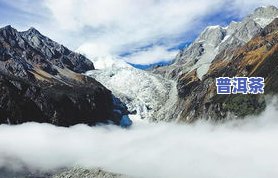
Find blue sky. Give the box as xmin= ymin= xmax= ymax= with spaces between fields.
xmin=0 ymin=0 xmax=277 ymax=66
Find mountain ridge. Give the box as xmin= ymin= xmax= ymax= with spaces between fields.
xmin=176 ymin=17 xmax=278 ymax=122
xmin=0 ymin=25 xmax=129 ymax=126
xmin=82 ymin=6 xmax=278 ymax=123
xmin=153 ymin=5 xmax=278 ymax=80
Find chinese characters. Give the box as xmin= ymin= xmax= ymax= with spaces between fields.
xmin=216 ymin=77 xmax=264 ymax=94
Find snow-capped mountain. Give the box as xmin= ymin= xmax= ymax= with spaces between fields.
xmin=2 ymin=5 xmax=273 ymax=125
xmin=250 ymin=5 xmax=278 ymax=27
xmin=174 ymin=17 xmax=278 ymax=122
xmin=154 ymin=5 xmax=278 ymax=80
xmin=84 ymin=6 xmax=278 ymax=123
xmin=80 ymin=6 xmax=278 ymax=123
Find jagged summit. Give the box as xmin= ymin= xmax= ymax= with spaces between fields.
xmin=175 ymin=17 xmax=278 ymax=122
xmin=253 ymin=5 xmax=278 ymax=16
xmin=21 ymin=26 xmax=53 ymax=44
xmin=23 ymin=27 xmax=43 ymax=36
xmin=0 ymin=25 xmax=95 ymax=76
xmin=0 ymin=25 xmax=128 ymax=126
xmin=194 ymin=5 xmax=278 ymax=38
xmin=1 ymin=25 xmax=13 ymax=30
xmin=153 ymin=5 xmax=278 ymax=80
xmin=0 ymin=25 xmax=19 ymax=36
xmin=247 ymin=5 xmax=278 ymax=27
xmin=1 ymin=25 xmax=42 ymax=36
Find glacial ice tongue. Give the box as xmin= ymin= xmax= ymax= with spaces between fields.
xmin=86 ymin=57 xmax=179 ymax=122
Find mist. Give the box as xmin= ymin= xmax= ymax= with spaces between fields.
xmin=0 ymin=98 xmax=278 ymax=178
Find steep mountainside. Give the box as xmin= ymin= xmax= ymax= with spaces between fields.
xmin=82 ymin=6 xmax=278 ymax=123
xmin=154 ymin=6 xmax=278 ymax=80
xmin=176 ymin=18 xmax=278 ymax=122
xmin=148 ymin=6 xmax=278 ymax=122
xmin=20 ymin=27 xmax=95 ymax=73
xmin=0 ymin=26 xmax=128 ymax=126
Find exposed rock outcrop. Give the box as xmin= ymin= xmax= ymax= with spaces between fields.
xmin=153 ymin=6 xmax=278 ymax=80
xmin=53 ymin=167 xmax=130 ymax=178
xmin=0 ymin=166 xmax=131 ymax=178
xmin=176 ymin=18 xmax=278 ymax=122
xmin=150 ymin=6 xmax=278 ymax=122
xmin=0 ymin=25 xmax=128 ymax=126
xmin=20 ymin=27 xmax=95 ymax=73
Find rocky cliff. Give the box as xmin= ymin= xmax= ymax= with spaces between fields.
xmin=154 ymin=6 xmax=278 ymax=80
xmin=0 ymin=25 xmax=128 ymax=126
xmin=152 ymin=6 xmax=278 ymax=122
xmin=176 ymin=17 xmax=278 ymax=122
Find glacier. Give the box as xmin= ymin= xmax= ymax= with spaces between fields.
xmin=85 ymin=56 xmax=179 ymax=122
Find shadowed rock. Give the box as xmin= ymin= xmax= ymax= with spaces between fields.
xmin=0 ymin=25 xmax=128 ymax=126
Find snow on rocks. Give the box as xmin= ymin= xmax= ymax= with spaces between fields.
xmin=86 ymin=57 xmax=178 ymax=122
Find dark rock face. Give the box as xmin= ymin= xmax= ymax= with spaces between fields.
xmin=0 ymin=25 xmax=127 ymax=126
xmin=259 ymin=18 xmax=278 ymax=36
xmin=0 ymin=25 xmax=94 ymax=78
xmin=177 ymin=70 xmax=201 ymax=98
xmin=20 ymin=27 xmax=95 ymax=73
xmin=176 ymin=18 xmax=278 ymax=122
xmin=0 ymin=74 xmax=115 ymax=126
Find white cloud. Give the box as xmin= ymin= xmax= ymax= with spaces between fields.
xmin=123 ymin=46 xmax=178 ymax=65
xmin=0 ymin=99 xmax=278 ymax=177
xmin=2 ymin=0 xmax=278 ymax=65
xmin=42 ymin=0 xmax=225 ymax=64
xmin=77 ymin=42 xmax=112 ymax=58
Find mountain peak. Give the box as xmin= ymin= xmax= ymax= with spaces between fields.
xmin=162 ymin=6 xmax=278 ymax=80
xmin=248 ymin=5 xmax=278 ymax=27
xmin=0 ymin=25 xmax=124 ymax=127
xmin=2 ymin=25 xmax=12 ymax=30
xmin=0 ymin=25 xmax=20 ymax=39
xmin=253 ymin=5 xmax=278 ymax=16
xmin=22 ymin=27 xmax=43 ymax=38
xmin=0 ymin=25 xmax=17 ymax=33
xmin=254 ymin=5 xmax=278 ymax=12
xmin=27 ymin=27 xmax=41 ymax=34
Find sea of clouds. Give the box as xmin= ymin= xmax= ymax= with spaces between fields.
xmin=0 ymin=98 xmax=278 ymax=178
